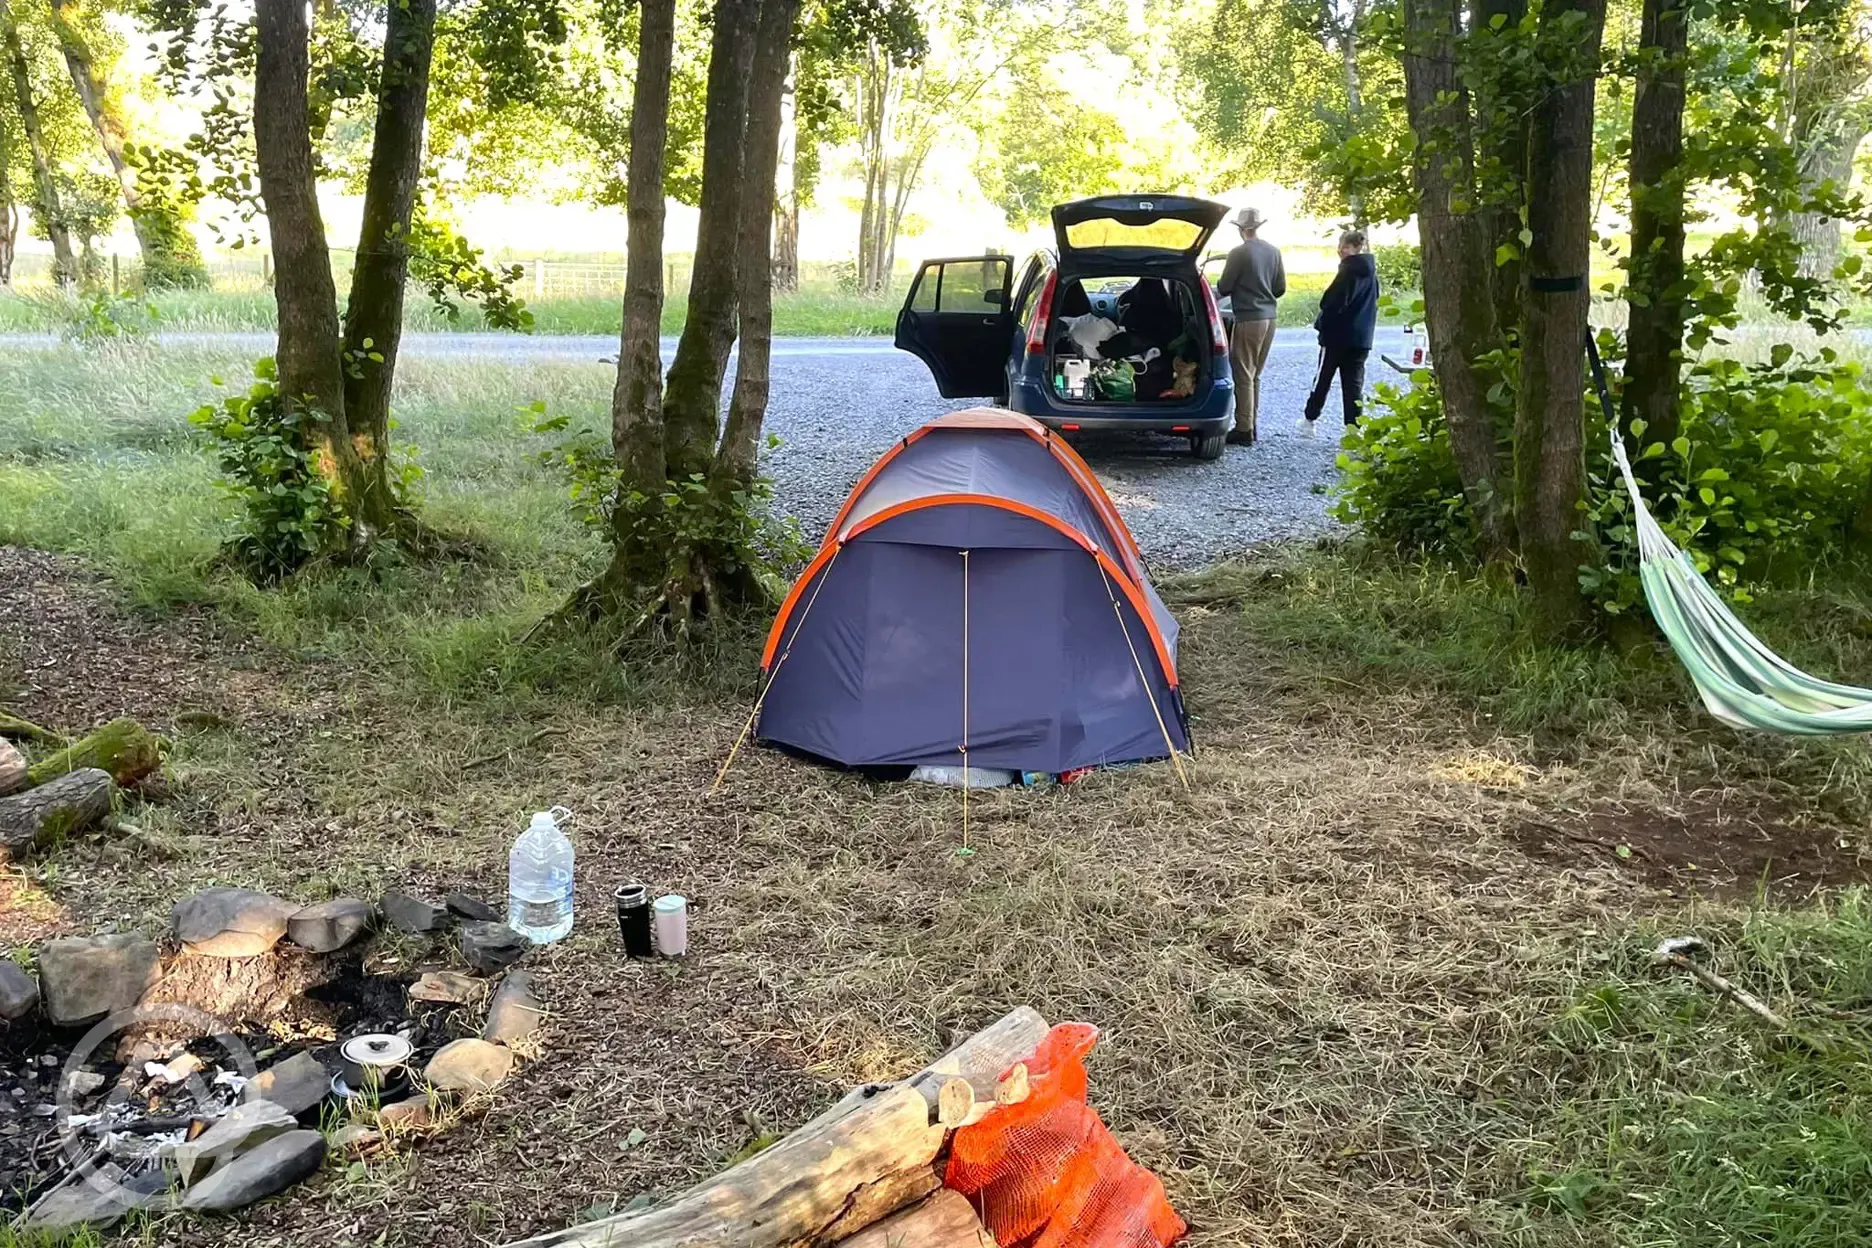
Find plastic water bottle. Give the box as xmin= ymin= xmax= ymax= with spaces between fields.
xmin=508 ymin=805 xmax=574 ymax=943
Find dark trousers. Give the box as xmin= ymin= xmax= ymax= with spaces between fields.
xmin=1304 ymin=345 xmax=1369 ymax=426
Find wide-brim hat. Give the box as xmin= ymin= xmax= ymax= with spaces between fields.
xmin=1231 ymin=207 xmax=1268 ymax=230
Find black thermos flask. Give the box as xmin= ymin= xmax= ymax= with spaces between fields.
xmin=615 ymin=883 xmax=654 ymax=957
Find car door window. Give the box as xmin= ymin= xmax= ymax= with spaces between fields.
xmin=935 ymin=258 xmax=1010 ymax=313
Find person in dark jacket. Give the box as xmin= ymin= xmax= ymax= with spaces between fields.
xmin=1304 ymin=229 xmax=1380 ymax=431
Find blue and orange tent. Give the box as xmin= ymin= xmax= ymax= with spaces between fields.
xmin=755 ymin=409 xmax=1189 ymax=775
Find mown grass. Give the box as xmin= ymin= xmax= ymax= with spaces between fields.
xmin=0 ymin=284 xmax=905 ymax=338
xmin=8 ymin=344 xmax=1872 ymax=1245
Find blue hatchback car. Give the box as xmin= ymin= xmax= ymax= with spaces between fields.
xmin=894 ymin=195 xmax=1236 ymax=459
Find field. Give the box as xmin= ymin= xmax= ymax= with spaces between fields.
xmin=4 ymin=340 xmax=1872 ymax=1247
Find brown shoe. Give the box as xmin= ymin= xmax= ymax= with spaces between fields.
xmin=1226 ymin=424 xmax=1255 ymax=446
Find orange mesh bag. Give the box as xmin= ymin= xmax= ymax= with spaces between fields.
xmin=945 ymin=1023 xmax=1187 ymax=1248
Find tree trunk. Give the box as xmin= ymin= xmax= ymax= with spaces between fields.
xmin=1789 ymin=121 xmax=1867 ymax=281
xmin=0 ymin=739 xmax=24 ymax=795
xmin=1401 ymin=0 xmax=1511 ymax=562
xmin=1515 ymin=0 xmax=1606 ymax=640
xmin=0 ymin=0 xmax=77 ymax=287
xmin=339 ymin=0 xmax=437 ymax=536
xmin=0 ymin=767 xmax=112 ymax=858
xmin=836 ymin=1192 xmax=991 ymax=1248
xmin=253 ymin=0 xmax=366 ymax=544
xmin=1337 ymin=26 xmax=1367 ymax=224
xmin=610 ymin=0 xmax=674 ymax=502
xmin=0 ymin=131 xmax=15 ymax=286
xmin=1622 ymin=0 xmax=1687 ymax=449
xmin=773 ymin=66 xmax=800 ymax=294
xmin=659 ymin=0 xmax=759 ymax=483
xmin=46 ymin=0 xmax=204 ymax=286
xmin=715 ymin=0 xmax=800 ymax=494
xmin=856 ymin=49 xmax=889 ymax=296
xmin=1472 ymin=0 xmax=1528 ymax=335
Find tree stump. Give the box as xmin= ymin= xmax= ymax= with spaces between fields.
xmin=0 ymin=767 xmax=113 ymax=857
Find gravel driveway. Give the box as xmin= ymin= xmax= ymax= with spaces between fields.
xmin=3 ymin=327 xmax=1413 ymax=568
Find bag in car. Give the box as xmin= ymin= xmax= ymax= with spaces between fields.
xmin=1092 ymin=359 xmax=1136 ymax=402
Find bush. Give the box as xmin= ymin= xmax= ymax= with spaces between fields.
xmin=1371 ymin=242 xmax=1422 ymax=292
xmin=1333 ymin=341 xmax=1872 ymax=618
xmin=187 ymin=359 xmax=347 ymax=580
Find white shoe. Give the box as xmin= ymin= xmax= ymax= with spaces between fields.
xmin=1299 ymin=418 xmax=1318 ymax=438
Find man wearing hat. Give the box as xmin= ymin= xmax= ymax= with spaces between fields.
xmin=1212 ymin=207 xmax=1286 ymax=445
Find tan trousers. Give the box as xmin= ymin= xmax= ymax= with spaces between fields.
xmin=1229 ymin=319 xmax=1276 ymax=441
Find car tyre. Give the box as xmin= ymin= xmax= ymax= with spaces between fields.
xmin=1191 ymin=431 xmax=1227 ymax=460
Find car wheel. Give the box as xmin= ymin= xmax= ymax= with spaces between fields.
xmin=1191 ymin=431 xmax=1227 ymax=460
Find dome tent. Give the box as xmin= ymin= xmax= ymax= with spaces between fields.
xmin=756 ymin=409 xmax=1188 ymax=775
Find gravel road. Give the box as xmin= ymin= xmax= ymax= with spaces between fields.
xmin=7 ymin=327 xmax=1413 ymax=568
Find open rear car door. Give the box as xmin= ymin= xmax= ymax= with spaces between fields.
xmin=1052 ymin=196 xmax=1228 ymax=275
xmin=894 ymin=255 xmax=1015 ymax=399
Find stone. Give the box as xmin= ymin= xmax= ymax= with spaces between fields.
xmin=0 ymin=958 xmax=38 ymax=1021
xmin=381 ymin=889 xmax=447 ymax=934
xmin=242 ymin=1051 xmax=331 ymax=1116
xmin=332 ymin=1122 xmax=383 ymax=1157
xmin=424 ymin=1038 xmax=513 ymax=1093
xmin=37 ymin=934 xmax=159 ymax=1027
xmin=167 ymin=1099 xmax=298 ymax=1187
xmin=181 ymin=1129 xmax=326 ymax=1212
xmin=286 ymin=897 xmax=374 ymax=953
xmin=19 ymin=1176 xmax=152 ymax=1231
xmin=444 ymin=891 xmax=499 ymax=922
xmin=408 ymin=971 xmax=487 ymax=1005
xmin=482 ymin=972 xmax=544 ymax=1047
xmin=172 ymin=887 xmax=298 ymax=958
xmin=376 ymin=1095 xmax=434 ymax=1131
xmin=459 ymin=921 xmax=527 ymax=974
xmin=65 ymin=1070 xmax=106 ymax=1098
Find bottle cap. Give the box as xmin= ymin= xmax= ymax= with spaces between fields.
xmin=530 ymin=811 xmax=557 ymax=833
xmin=653 ymin=894 xmax=687 ymax=913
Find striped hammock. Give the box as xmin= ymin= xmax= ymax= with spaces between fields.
xmin=1605 ymin=388 xmax=1872 ymax=735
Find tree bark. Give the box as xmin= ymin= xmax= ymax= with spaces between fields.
xmin=0 ymin=0 xmax=77 ymax=287
xmin=660 ymin=0 xmax=760 ymax=482
xmin=856 ymin=48 xmax=889 ymax=295
xmin=0 ymin=739 xmax=24 ymax=795
xmin=0 ymin=123 xmax=15 ymax=286
xmin=716 ymin=0 xmax=802 ymax=494
xmin=1472 ymin=0 xmax=1527 ymax=335
xmin=1515 ymin=0 xmax=1606 ymax=640
xmin=1401 ymin=0 xmax=1511 ymax=562
xmin=609 ymin=0 xmax=674 ymax=502
xmin=340 ymin=0 xmax=437 ymax=535
xmin=254 ymin=0 xmax=366 ymax=541
xmin=1622 ymin=0 xmax=1687 ymax=450
xmin=0 ymin=767 xmax=111 ymax=858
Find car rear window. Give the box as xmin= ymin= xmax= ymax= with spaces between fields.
xmin=1063 ymin=218 xmax=1206 ymax=252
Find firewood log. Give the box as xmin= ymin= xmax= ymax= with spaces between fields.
xmin=0 ymin=739 xmax=24 ymax=796
xmin=502 ymin=1083 xmax=945 ymax=1248
xmin=502 ymin=1008 xmax=1052 ymax=1248
xmin=0 ymin=711 xmax=63 ymax=745
xmin=835 ymin=1191 xmax=994 ymax=1248
xmin=0 ymin=768 xmax=113 ymax=857
xmin=25 ymin=717 xmax=165 ymax=788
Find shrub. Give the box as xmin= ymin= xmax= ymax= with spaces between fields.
xmin=1371 ymin=242 xmax=1422 ymax=292
xmin=187 ymin=359 xmax=347 ymax=581
xmin=1333 ymin=342 xmax=1872 ymax=618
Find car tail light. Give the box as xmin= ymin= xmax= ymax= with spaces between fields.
xmin=1199 ymin=280 xmax=1228 ymax=355
xmin=1061 ymin=423 xmax=1080 ymax=431
xmin=1024 ymin=270 xmax=1059 ymax=356
xmin=1171 ymin=425 xmax=1190 ymax=432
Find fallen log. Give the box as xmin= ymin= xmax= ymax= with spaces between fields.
xmin=25 ymin=717 xmax=165 ymax=788
xmin=505 ymin=1082 xmax=944 ymax=1248
xmin=836 ymin=1191 xmax=993 ymax=1248
xmin=0 ymin=740 xmax=24 ymax=796
xmin=502 ymin=1007 xmax=1050 ymax=1248
xmin=0 ymin=711 xmax=64 ymax=745
xmin=0 ymin=767 xmax=113 ymax=857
